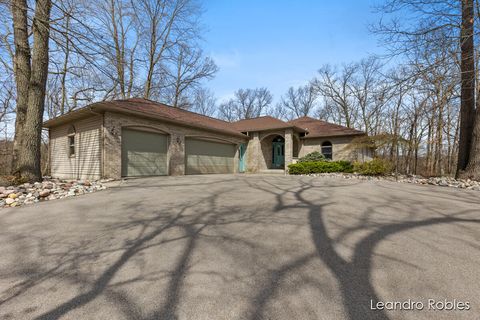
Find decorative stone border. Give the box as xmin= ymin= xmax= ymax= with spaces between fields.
xmin=0 ymin=179 xmax=108 ymax=208
xmin=301 ymin=173 xmax=480 ymax=191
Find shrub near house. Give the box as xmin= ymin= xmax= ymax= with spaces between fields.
xmin=288 ymin=152 xmax=353 ymax=174
xmin=288 ymin=161 xmax=353 ymax=174
xmin=353 ymin=158 xmax=393 ymax=176
xmin=288 ymin=152 xmax=392 ymax=176
xmin=297 ymin=151 xmax=326 ymax=162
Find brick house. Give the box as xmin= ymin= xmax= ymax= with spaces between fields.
xmin=43 ymin=98 xmax=372 ymax=179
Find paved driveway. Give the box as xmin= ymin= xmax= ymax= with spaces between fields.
xmin=0 ymin=175 xmax=479 ymax=320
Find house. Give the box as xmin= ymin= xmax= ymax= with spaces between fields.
xmin=43 ymin=98 xmax=372 ymax=180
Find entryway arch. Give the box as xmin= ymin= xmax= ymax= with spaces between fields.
xmin=260 ymin=134 xmax=285 ymax=169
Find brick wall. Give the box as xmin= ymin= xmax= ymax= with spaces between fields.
xmin=299 ymin=135 xmax=370 ymax=161
xmin=103 ymin=112 xmax=247 ymax=179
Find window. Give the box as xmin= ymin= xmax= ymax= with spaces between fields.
xmin=321 ymin=141 xmax=332 ymax=160
xmin=67 ymin=125 xmax=76 ymax=157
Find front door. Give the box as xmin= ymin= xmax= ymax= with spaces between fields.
xmin=272 ymin=141 xmax=285 ymax=168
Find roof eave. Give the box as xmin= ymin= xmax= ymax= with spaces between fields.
xmin=301 ymin=132 xmax=366 ymax=139
xmin=44 ymin=103 xmax=248 ymax=139
xmin=238 ymin=125 xmax=308 ymax=134
xmin=43 ymin=105 xmax=104 ymax=128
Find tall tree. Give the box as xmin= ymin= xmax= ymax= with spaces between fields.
xmin=458 ymin=0 xmax=480 ymax=179
xmin=279 ymin=84 xmax=318 ymax=119
xmin=457 ymin=0 xmax=476 ymax=176
xmin=218 ymin=88 xmax=273 ymax=121
xmin=11 ymin=0 xmax=52 ymax=181
xmin=191 ymin=87 xmax=216 ymax=116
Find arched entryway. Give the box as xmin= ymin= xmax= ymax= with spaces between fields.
xmin=260 ymin=134 xmax=286 ymax=170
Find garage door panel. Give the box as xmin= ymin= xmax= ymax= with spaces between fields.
xmin=186 ymin=155 xmax=233 ymax=174
xmin=122 ymin=129 xmax=168 ymax=177
xmin=186 ymin=139 xmax=235 ymax=174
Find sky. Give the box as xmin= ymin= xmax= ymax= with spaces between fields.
xmin=201 ymin=0 xmax=384 ymax=104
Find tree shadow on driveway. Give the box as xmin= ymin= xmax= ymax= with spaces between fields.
xmin=245 ymin=177 xmax=480 ymax=320
xmin=1 ymin=176 xmax=479 ymax=320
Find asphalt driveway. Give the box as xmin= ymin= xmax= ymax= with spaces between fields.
xmin=0 ymin=175 xmax=479 ymax=320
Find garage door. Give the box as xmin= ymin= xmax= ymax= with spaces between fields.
xmin=185 ymin=138 xmax=235 ymax=174
xmin=121 ymin=129 xmax=168 ymax=176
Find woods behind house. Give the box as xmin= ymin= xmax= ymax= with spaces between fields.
xmin=1 ymin=0 xmax=480 ymax=181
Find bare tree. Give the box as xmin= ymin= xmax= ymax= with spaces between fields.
xmin=459 ymin=0 xmax=480 ymax=179
xmin=312 ymin=64 xmax=357 ymax=127
xmin=11 ymin=0 xmax=52 ymax=181
xmin=218 ymin=88 xmax=273 ymax=121
xmin=218 ymin=99 xmax=236 ymax=122
xmin=372 ymin=0 xmax=480 ymax=178
xmin=191 ymin=87 xmax=216 ymax=116
xmin=166 ymin=44 xmax=218 ymax=108
xmin=279 ymin=84 xmax=317 ymax=119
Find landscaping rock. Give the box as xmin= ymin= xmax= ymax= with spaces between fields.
xmin=3 ymin=190 xmax=15 ymax=196
xmin=0 ymin=178 xmax=108 ymax=209
xmin=303 ymin=172 xmax=480 ymax=191
xmin=39 ymin=189 xmax=51 ymax=197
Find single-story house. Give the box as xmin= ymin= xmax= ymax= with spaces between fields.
xmin=43 ymin=98 xmax=372 ymax=179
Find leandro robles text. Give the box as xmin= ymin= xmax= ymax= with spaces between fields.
xmin=370 ymin=299 xmax=470 ymax=311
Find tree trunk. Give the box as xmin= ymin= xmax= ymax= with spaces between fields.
xmin=457 ymin=0 xmax=476 ymax=177
xmin=60 ymin=14 xmax=71 ymax=115
xmin=462 ymin=100 xmax=480 ymax=179
xmin=14 ymin=0 xmax=52 ymax=181
xmin=11 ymin=0 xmax=31 ymax=174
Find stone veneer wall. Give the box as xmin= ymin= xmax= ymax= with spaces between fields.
xmin=247 ymin=129 xmax=295 ymax=172
xmin=245 ymin=132 xmax=260 ymax=172
xmin=103 ymin=112 xmax=247 ymax=179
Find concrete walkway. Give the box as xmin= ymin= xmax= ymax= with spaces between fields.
xmin=0 ymin=174 xmax=479 ymax=320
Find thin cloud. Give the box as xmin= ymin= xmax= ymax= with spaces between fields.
xmin=211 ymin=50 xmax=242 ymax=69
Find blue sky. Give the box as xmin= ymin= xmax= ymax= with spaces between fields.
xmin=201 ymin=0 xmax=384 ymax=103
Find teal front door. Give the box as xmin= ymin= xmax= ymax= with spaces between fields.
xmin=239 ymin=143 xmax=246 ymax=172
xmin=272 ymin=141 xmax=285 ymax=168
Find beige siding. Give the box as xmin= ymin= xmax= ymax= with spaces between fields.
xmin=50 ymin=115 xmax=102 ymax=179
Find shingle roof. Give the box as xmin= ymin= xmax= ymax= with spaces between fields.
xmin=232 ymin=116 xmax=307 ymax=133
xmin=288 ymin=116 xmax=365 ymax=138
xmin=44 ymin=98 xmax=247 ymax=138
xmin=43 ymin=99 xmax=365 ymax=139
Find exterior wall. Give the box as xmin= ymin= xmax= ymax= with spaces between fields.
xmin=284 ymin=129 xmax=293 ymax=167
xmin=246 ymin=129 xmax=295 ymax=172
xmin=103 ymin=112 xmax=247 ymax=179
xmin=258 ymin=130 xmax=285 ymax=171
xmin=246 ymin=132 xmax=260 ymax=172
xmin=259 ymin=137 xmax=273 ymax=170
xmin=299 ymin=135 xmax=372 ymax=161
xmin=49 ymin=115 xmax=102 ymax=180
